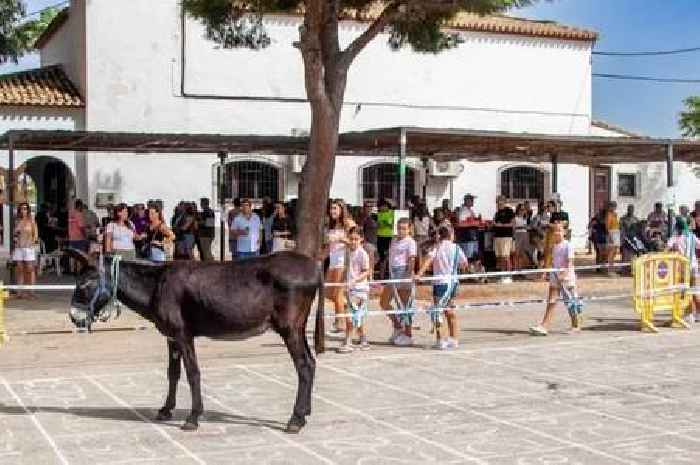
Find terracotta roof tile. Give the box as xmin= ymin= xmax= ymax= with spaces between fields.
xmin=0 ymin=65 xmax=83 ymax=108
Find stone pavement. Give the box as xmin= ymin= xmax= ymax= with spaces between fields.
xmin=1 ymin=290 xmax=700 ymax=464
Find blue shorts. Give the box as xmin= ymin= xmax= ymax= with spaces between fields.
xmin=433 ymin=283 xmax=457 ymax=303
xmin=237 ymin=251 xmax=259 ymax=260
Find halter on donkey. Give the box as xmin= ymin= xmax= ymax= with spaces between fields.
xmin=69 ymin=254 xmax=123 ymax=331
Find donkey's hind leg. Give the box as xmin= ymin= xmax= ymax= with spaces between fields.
xmin=282 ymin=328 xmax=316 ymax=434
xmin=156 ymin=338 xmax=181 ymax=421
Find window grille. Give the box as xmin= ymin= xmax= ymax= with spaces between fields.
xmin=501 ymin=166 xmax=545 ymax=202
xmin=224 ymin=161 xmax=279 ymax=201
xmin=362 ymin=163 xmax=416 ymax=205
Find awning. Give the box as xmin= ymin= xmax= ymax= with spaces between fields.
xmin=1 ymin=127 xmax=699 ymax=164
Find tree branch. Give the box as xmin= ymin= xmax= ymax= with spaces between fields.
xmin=339 ymin=1 xmax=401 ymax=69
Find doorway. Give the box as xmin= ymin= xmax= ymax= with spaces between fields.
xmin=592 ymin=166 xmax=611 ymax=214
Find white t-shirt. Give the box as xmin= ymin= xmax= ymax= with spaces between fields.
xmin=232 ymin=213 xmax=261 ymax=253
xmin=457 ymin=206 xmax=477 ymax=222
xmin=429 ymin=240 xmax=468 ymax=284
xmin=348 ymin=247 xmax=370 ymax=294
xmin=413 ymin=217 xmax=431 ymax=237
xmin=106 ymin=222 xmax=135 ymax=251
xmin=327 ymin=228 xmax=347 ymax=269
xmin=552 ymin=240 xmax=575 ymax=284
xmin=389 ymin=236 xmax=417 ymax=268
xmin=668 ymin=234 xmax=700 ymax=272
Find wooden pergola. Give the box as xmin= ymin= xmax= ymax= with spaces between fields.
xmin=2 ymin=127 xmax=699 ymax=263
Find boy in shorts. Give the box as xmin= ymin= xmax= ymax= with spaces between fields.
xmin=418 ymin=226 xmax=468 ymax=350
xmin=529 ymin=223 xmax=582 ymax=336
xmin=339 ymin=227 xmax=371 ymax=353
xmin=380 ymin=218 xmax=417 ymax=346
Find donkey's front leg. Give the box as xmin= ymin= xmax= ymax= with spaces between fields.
xmin=179 ymin=335 xmax=203 ymax=431
xmin=156 ymin=338 xmax=181 ymax=422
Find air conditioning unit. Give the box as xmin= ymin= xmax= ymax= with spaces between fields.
xmin=428 ymin=160 xmax=463 ymax=177
xmin=290 ymin=155 xmax=305 ymax=173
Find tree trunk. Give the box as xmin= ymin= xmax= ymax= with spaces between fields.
xmin=295 ymin=97 xmax=342 ymax=258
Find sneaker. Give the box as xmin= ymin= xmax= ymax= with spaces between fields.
xmin=359 ymin=338 xmax=371 ymax=351
xmin=529 ymin=325 xmax=548 ymax=336
xmin=393 ymin=334 xmax=413 ymax=346
xmin=446 ymin=337 xmax=459 ymax=349
xmin=432 ymin=339 xmax=450 ymax=350
xmin=683 ymin=313 xmax=694 ymax=327
xmin=567 ymin=326 xmax=582 ymax=335
xmin=501 ymin=277 xmax=513 ymax=284
xmin=337 ymin=343 xmax=354 ymax=354
xmin=388 ymin=328 xmax=402 ymax=344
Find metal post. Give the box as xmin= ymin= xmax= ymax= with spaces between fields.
xmin=8 ymin=136 xmax=15 ymax=284
xmin=218 ymin=151 xmax=227 ymax=261
xmin=551 ymin=153 xmax=558 ymax=194
xmin=666 ymin=143 xmax=674 ymax=238
xmin=399 ymin=128 xmax=407 ymax=210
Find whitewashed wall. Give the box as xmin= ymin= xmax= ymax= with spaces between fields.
xmin=590 ymin=124 xmax=700 ymax=219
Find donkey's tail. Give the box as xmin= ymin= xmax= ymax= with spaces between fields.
xmin=314 ymin=263 xmax=325 ymax=354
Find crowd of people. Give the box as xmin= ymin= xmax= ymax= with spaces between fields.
xmin=8 ymin=194 xmax=700 ymax=347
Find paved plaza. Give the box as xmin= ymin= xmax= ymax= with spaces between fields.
xmin=1 ymin=287 xmax=700 ymax=464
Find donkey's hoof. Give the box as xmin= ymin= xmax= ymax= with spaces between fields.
xmin=181 ymin=421 xmax=199 ymax=432
xmin=286 ymin=416 xmax=306 ymax=434
xmin=155 ymin=410 xmax=172 ymax=422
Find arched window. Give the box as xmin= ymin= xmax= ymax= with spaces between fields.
xmin=361 ymin=163 xmax=416 ymax=206
xmin=224 ymin=161 xmax=280 ymax=201
xmin=500 ymin=166 xmax=545 ymax=203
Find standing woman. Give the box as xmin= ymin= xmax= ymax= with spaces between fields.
xmin=412 ymin=203 xmax=433 ymax=251
xmin=104 ymin=203 xmax=137 ymax=260
xmin=13 ymin=203 xmax=39 ymax=299
xmin=144 ymin=205 xmax=175 ymax=263
xmin=271 ymin=202 xmax=292 ymax=252
xmin=174 ymin=203 xmax=197 ymax=260
xmin=324 ymin=199 xmax=356 ymax=337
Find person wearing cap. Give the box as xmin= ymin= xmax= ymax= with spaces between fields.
xmin=455 ymin=194 xmax=480 ymax=261
xmin=493 ymin=195 xmax=515 ymax=282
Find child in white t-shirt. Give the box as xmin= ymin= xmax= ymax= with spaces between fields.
xmin=418 ymin=226 xmax=468 ymax=350
xmin=338 ymin=227 xmax=371 ymax=353
xmin=380 ymin=218 xmax=418 ymax=346
xmin=529 ymin=223 xmax=582 ymax=336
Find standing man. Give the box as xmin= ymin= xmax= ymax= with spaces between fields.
xmin=227 ymin=198 xmax=241 ymax=259
xmin=493 ymin=195 xmax=515 ymax=283
xmin=196 ymin=198 xmax=215 ymax=261
xmin=620 ymin=204 xmax=640 ymax=263
xmin=455 ymin=194 xmax=480 ymax=260
xmin=231 ymin=199 xmax=261 ymax=258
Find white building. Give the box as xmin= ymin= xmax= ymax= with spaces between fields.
xmin=1 ymin=0 xmax=698 ymax=250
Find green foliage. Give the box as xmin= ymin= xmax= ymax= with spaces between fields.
xmin=0 ymin=0 xmax=27 ymax=63
xmin=0 ymin=1 xmax=60 ymax=63
xmin=183 ymin=0 xmax=537 ymax=53
xmin=679 ymin=96 xmax=700 ymax=139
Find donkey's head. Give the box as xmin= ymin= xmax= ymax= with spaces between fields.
xmin=65 ymin=249 xmax=114 ymax=330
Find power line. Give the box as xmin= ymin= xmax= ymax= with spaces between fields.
xmin=25 ymin=1 xmax=69 ymax=18
xmin=593 ymin=73 xmax=700 ymax=84
xmin=593 ymin=46 xmax=700 ymax=57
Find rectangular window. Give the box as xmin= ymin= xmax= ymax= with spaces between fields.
xmin=617 ymin=173 xmax=636 ymax=197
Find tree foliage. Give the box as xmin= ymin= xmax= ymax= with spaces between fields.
xmin=0 ymin=1 xmax=60 ymax=64
xmin=680 ymin=96 xmax=700 ymax=139
xmin=183 ymin=0 xmax=536 ymax=53
xmin=182 ymin=0 xmax=537 ymax=256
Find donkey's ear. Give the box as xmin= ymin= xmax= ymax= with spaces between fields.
xmin=64 ymin=248 xmax=95 ymax=270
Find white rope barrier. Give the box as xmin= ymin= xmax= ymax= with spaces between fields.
xmin=323 ymin=286 xmax=700 ymax=320
xmin=324 ymin=262 xmax=633 ymax=287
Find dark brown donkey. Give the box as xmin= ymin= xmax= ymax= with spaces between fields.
xmin=66 ymin=250 xmax=325 ymax=433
